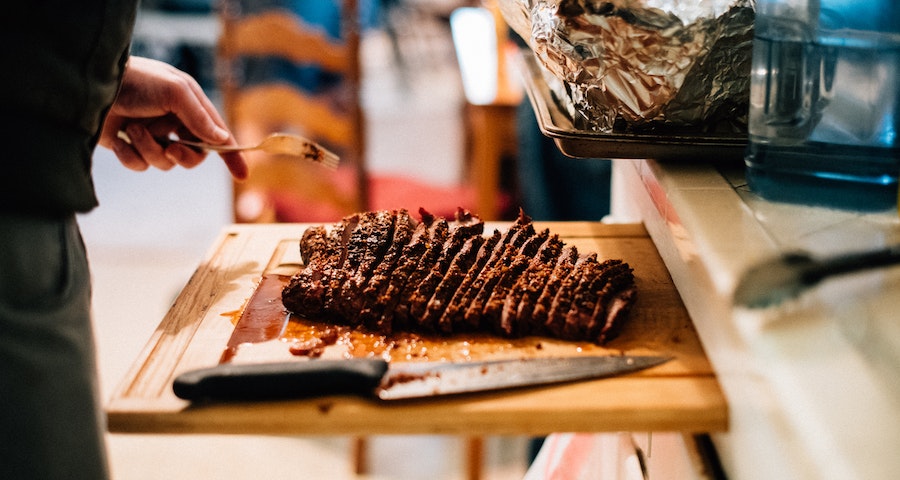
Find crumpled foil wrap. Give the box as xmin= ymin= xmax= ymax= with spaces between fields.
xmin=501 ymin=0 xmax=755 ymax=132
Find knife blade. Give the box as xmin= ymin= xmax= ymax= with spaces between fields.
xmin=172 ymin=355 xmax=671 ymax=402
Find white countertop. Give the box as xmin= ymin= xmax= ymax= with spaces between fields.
xmin=612 ymin=159 xmax=900 ymax=480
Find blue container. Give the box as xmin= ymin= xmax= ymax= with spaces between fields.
xmin=745 ymin=0 xmax=900 ymax=211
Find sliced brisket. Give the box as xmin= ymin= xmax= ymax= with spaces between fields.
xmin=282 ymin=208 xmax=638 ymax=345
xmin=389 ymin=217 xmax=450 ymax=329
xmin=408 ymin=209 xmax=484 ymax=328
xmin=597 ymin=286 xmax=637 ymax=344
xmin=529 ymin=245 xmax=579 ymax=336
xmin=282 ymin=214 xmax=358 ymax=317
xmin=298 ymin=225 xmax=328 ymax=265
xmin=359 ymin=213 xmax=430 ymax=331
xmin=335 ymin=210 xmax=397 ymax=322
xmin=481 ymin=228 xmax=550 ymax=334
xmin=432 ymin=230 xmax=499 ymax=334
xmin=356 ymin=209 xmax=417 ymax=324
xmin=499 ymin=233 xmax=564 ymax=336
xmin=544 ymin=253 xmax=596 ymax=338
xmin=456 ymin=211 xmax=536 ymax=330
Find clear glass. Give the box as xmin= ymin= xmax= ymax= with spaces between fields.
xmin=745 ymin=0 xmax=900 ymax=211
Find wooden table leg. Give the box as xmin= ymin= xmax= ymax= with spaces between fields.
xmin=466 ymin=436 xmax=484 ymax=480
xmin=352 ymin=436 xmax=368 ymax=474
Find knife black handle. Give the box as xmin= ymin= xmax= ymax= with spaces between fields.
xmin=172 ymin=359 xmax=389 ymax=401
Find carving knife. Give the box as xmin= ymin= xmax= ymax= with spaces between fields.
xmin=172 ymin=355 xmax=671 ymax=402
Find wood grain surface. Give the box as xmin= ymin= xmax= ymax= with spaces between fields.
xmin=106 ymin=222 xmax=727 ymax=435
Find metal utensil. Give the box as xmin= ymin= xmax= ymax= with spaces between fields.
xmin=117 ymin=131 xmax=340 ymax=169
xmin=172 ymin=355 xmax=672 ymax=402
xmin=733 ymin=244 xmax=900 ymax=309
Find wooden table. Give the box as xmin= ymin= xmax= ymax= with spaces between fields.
xmin=107 ymin=222 xmax=727 ymax=435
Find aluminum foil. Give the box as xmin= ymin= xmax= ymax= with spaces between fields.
xmin=501 ymin=0 xmax=755 ymax=132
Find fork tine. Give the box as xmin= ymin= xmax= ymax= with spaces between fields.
xmin=318 ymin=148 xmax=341 ymax=169
xmin=301 ymin=140 xmax=340 ymax=170
xmin=258 ymin=132 xmax=340 ymax=170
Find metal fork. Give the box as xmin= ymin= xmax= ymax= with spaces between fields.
xmin=117 ymin=131 xmax=340 ymax=169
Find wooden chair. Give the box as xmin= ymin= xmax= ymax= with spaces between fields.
xmin=218 ymin=0 xmax=368 ymax=223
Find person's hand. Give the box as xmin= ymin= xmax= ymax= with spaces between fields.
xmin=98 ymin=56 xmax=248 ymax=180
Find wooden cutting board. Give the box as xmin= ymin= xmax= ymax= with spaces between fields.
xmin=106 ymin=222 xmax=727 ymax=435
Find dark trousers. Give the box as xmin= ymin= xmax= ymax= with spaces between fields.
xmin=0 ymin=212 xmax=108 ymax=480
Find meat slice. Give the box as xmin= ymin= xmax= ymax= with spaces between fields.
xmin=565 ymin=260 xmax=632 ymax=340
xmin=481 ymin=228 xmax=550 ymax=334
xmin=358 ymin=212 xmax=430 ymax=331
xmin=317 ymin=214 xmax=359 ymax=270
xmin=545 ymin=253 xmax=596 ymax=338
xmin=351 ymin=210 xmax=397 ymax=283
xmin=434 ymin=228 xmax=498 ymax=332
xmin=335 ymin=210 xmax=397 ymax=321
xmin=597 ymin=286 xmax=637 ymax=344
xmin=530 ymin=245 xmax=578 ymax=334
xmin=282 ymin=214 xmax=359 ymax=317
xmin=431 ymin=230 xmax=499 ymax=334
xmin=586 ymin=261 xmax=636 ymax=343
xmin=462 ymin=223 xmax=539 ymax=329
xmin=557 ymin=254 xmax=609 ymax=340
xmin=318 ymin=214 xmax=364 ymax=320
xmin=342 ymin=212 xmax=379 ymax=276
xmin=298 ymin=225 xmax=328 ymax=265
xmin=408 ymin=210 xmax=484 ymax=327
xmin=356 ymin=209 xmax=417 ymax=323
xmin=452 ymin=212 xmax=535 ymax=330
xmin=499 ymin=233 xmax=564 ymax=336
xmin=370 ymin=210 xmax=441 ymax=333
xmin=389 ymin=217 xmax=450 ymax=329
xmin=282 ymin=265 xmax=326 ymax=317
xmin=432 ymin=209 xmax=484 ymax=277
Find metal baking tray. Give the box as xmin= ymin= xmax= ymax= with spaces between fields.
xmin=516 ymin=50 xmax=748 ymax=161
